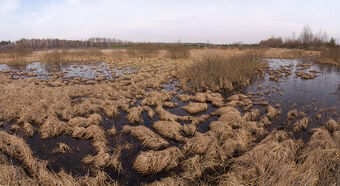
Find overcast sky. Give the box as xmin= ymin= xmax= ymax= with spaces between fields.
xmin=0 ymin=0 xmax=339 ymax=44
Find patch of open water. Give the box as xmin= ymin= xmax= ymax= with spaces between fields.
xmin=243 ymin=58 xmax=340 ymax=141
xmin=0 ymin=62 xmax=136 ymax=80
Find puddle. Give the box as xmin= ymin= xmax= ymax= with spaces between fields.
xmin=26 ymin=134 xmax=95 ymax=175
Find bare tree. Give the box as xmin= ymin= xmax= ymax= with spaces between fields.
xmin=299 ymin=25 xmax=314 ymax=48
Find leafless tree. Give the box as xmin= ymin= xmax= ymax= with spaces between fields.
xmin=299 ymin=25 xmax=314 ymax=48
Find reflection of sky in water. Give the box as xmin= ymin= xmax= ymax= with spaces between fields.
xmin=244 ymin=58 xmax=340 ymax=141
xmin=0 ymin=62 xmax=135 ymax=80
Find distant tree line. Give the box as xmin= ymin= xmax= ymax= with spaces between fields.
xmin=0 ymin=38 xmax=131 ymax=51
xmin=259 ymin=25 xmax=337 ymax=49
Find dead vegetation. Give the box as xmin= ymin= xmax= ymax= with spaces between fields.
xmin=165 ymin=43 xmax=190 ymax=59
xmin=152 ymin=121 xmax=186 ymax=142
xmin=178 ymin=49 xmax=265 ymax=92
xmin=133 ymin=147 xmax=184 ymax=175
xmin=0 ymin=46 xmax=339 ymax=185
xmin=52 ymin=143 xmax=72 ymax=154
xmin=264 ymin=48 xmax=320 ymax=59
xmin=122 ymin=125 xmax=169 ymax=150
xmin=181 ymin=102 xmax=208 ymax=114
xmin=316 ymin=47 xmax=340 ymax=66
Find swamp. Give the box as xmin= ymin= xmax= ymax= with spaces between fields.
xmin=0 ymin=47 xmax=339 ymax=185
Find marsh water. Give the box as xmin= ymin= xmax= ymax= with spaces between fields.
xmin=0 ymin=62 xmax=135 ymax=80
xmin=0 ymin=58 xmax=339 ymax=185
xmin=243 ymin=58 xmax=340 ymax=141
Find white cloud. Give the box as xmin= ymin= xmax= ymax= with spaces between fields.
xmin=0 ymin=0 xmax=19 ymax=15
xmin=0 ymin=0 xmax=339 ymax=43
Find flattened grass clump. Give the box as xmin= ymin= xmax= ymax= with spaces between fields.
xmin=152 ymin=121 xmax=186 ymax=142
xmin=122 ymin=125 xmax=169 ymax=150
xmin=181 ymin=102 xmax=208 ymax=114
xmin=219 ymin=130 xmax=302 ymax=185
xmin=133 ymin=147 xmax=184 ymax=175
xmin=179 ymin=50 xmax=265 ymax=92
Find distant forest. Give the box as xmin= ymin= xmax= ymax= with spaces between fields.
xmin=0 ymin=26 xmax=337 ymax=51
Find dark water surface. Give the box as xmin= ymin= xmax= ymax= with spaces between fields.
xmin=243 ymin=58 xmax=340 ymax=141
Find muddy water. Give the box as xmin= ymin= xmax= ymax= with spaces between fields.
xmin=243 ymin=58 xmax=340 ymax=141
xmin=1 ymin=58 xmax=339 ymax=185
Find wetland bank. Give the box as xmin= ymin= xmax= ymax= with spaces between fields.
xmin=0 ymin=46 xmax=339 ymax=186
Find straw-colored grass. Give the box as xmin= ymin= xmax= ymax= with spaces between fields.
xmin=133 ymin=147 xmax=184 ymax=175
xmin=293 ymin=117 xmax=310 ymax=132
xmin=165 ymin=44 xmax=190 ymax=59
xmin=316 ymin=47 xmax=340 ymax=66
xmin=152 ymin=121 xmax=187 ymax=142
xmin=181 ymin=102 xmax=208 ymax=114
xmin=52 ymin=143 xmax=72 ymax=154
xmin=122 ymin=125 xmax=169 ymax=150
xmin=178 ymin=49 xmax=265 ymax=92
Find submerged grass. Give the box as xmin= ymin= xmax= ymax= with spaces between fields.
xmin=179 ymin=49 xmax=265 ymax=92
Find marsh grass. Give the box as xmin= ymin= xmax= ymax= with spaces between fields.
xmin=8 ymin=46 xmax=33 ymax=58
xmin=42 ymin=50 xmax=69 ymax=64
xmin=180 ymin=49 xmax=265 ymax=92
xmin=317 ymin=47 xmax=340 ymax=66
xmin=126 ymin=43 xmax=160 ymax=58
xmin=42 ymin=48 xmax=104 ymax=64
xmin=166 ymin=43 xmax=190 ymax=59
xmin=0 ymin=46 xmax=33 ymax=67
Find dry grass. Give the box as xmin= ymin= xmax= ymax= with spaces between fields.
xmin=0 ymin=46 xmax=33 ymax=66
xmin=181 ymin=102 xmax=208 ymax=114
xmin=243 ymin=109 xmax=260 ymax=121
xmin=165 ymin=44 xmax=190 ymax=59
xmin=316 ymin=47 xmax=340 ymax=66
xmin=152 ymin=121 xmax=186 ymax=142
xmin=293 ymin=117 xmax=310 ymax=132
xmin=126 ymin=106 xmax=144 ymax=124
xmin=219 ymin=130 xmax=302 ymax=185
xmin=133 ymin=147 xmax=184 ymax=175
xmin=52 ymin=143 xmax=72 ymax=154
xmin=126 ymin=43 xmax=160 ymax=58
xmin=1 ymin=45 xmax=339 ymax=185
xmin=266 ymin=105 xmax=281 ymax=119
xmin=178 ymin=49 xmax=265 ymax=92
xmin=264 ymin=48 xmax=320 ymax=59
xmin=122 ymin=125 xmax=169 ymax=150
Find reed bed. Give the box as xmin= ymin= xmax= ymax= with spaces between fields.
xmin=316 ymin=47 xmax=340 ymax=66
xmin=178 ymin=49 xmax=265 ymax=93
